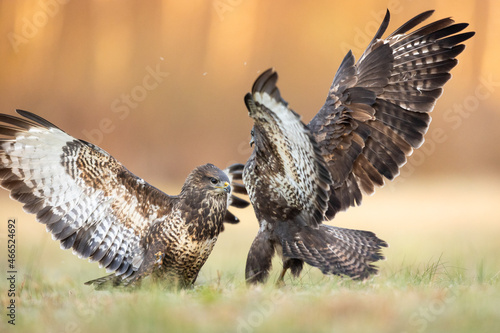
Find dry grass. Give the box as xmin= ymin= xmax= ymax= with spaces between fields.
xmin=1 ymin=176 xmax=499 ymax=332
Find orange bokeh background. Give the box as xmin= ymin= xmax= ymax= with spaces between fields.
xmin=0 ymin=0 xmax=498 ymax=186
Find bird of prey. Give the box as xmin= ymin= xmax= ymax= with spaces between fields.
xmin=0 ymin=110 xmax=248 ymax=288
xmin=243 ymin=10 xmax=474 ymax=284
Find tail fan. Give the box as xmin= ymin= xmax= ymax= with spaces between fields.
xmin=282 ymin=224 xmax=388 ymax=279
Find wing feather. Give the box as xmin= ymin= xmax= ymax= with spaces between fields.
xmin=222 ymin=163 xmax=249 ymax=225
xmin=308 ymin=10 xmax=474 ymax=218
xmin=0 ymin=110 xmax=175 ymax=277
xmin=244 ymin=70 xmax=332 ymax=228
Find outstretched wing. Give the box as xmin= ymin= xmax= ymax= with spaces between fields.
xmin=244 ymin=70 xmax=332 ymax=228
xmin=0 ymin=110 xmax=175 ymax=279
xmin=308 ymin=10 xmax=474 ymax=218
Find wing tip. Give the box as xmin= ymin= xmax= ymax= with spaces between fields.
xmin=15 ymin=109 xmax=62 ymax=130
xmin=251 ymin=68 xmax=279 ymax=99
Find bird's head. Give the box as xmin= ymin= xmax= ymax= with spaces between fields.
xmin=182 ymin=163 xmax=230 ymax=196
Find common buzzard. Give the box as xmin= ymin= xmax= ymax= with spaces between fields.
xmin=243 ymin=10 xmax=474 ymax=284
xmin=0 ymin=110 xmax=248 ymax=288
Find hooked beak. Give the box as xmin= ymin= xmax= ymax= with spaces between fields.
xmin=250 ymin=137 xmax=254 ymax=147
xmin=216 ymin=181 xmax=231 ymax=194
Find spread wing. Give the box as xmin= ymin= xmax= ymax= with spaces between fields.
xmin=0 ymin=110 xmax=176 ymax=279
xmin=244 ymin=70 xmax=332 ymax=228
xmin=307 ymin=10 xmax=474 ymax=218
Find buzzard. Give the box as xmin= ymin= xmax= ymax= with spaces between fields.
xmin=243 ymin=10 xmax=474 ymax=284
xmin=0 ymin=110 xmax=248 ymax=288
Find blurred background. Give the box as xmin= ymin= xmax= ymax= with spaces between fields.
xmin=1 ymin=2 xmax=499 ymax=331
xmin=0 ymin=0 xmax=499 ymax=288
xmin=0 ymin=0 xmax=497 ymax=185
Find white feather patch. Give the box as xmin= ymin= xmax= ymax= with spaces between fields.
xmin=253 ymin=91 xmax=317 ymax=208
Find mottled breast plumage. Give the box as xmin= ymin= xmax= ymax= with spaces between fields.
xmin=0 ymin=110 xmax=248 ymax=289
xmin=242 ymin=10 xmax=473 ymax=285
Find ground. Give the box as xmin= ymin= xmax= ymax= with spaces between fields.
xmin=0 ymin=176 xmax=499 ymax=333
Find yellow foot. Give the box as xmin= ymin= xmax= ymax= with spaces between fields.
xmin=275 ymin=278 xmax=286 ymax=288
xmin=154 ymin=251 xmax=165 ymax=268
xmin=276 ymin=267 xmax=288 ymax=287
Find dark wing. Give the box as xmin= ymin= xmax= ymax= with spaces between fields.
xmin=0 ymin=110 xmax=176 ymax=279
xmin=308 ymin=10 xmax=474 ymax=218
xmin=222 ymin=163 xmax=249 ymax=225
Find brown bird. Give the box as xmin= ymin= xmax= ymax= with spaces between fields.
xmin=0 ymin=110 xmax=248 ymax=288
xmin=243 ymin=10 xmax=474 ymax=284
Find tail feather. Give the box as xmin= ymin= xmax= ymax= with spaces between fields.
xmin=222 ymin=163 xmax=249 ymax=225
xmin=282 ymin=224 xmax=387 ymax=279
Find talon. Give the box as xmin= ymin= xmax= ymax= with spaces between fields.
xmin=154 ymin=251 xmax=165 ymax=267
xmin=276 ymin=266 xmax=288 ymax=287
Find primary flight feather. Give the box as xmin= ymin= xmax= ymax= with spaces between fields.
xmin=0 ymin=110 xmax=248 ymax=288
xmin=243 ymin=10 xmax=474 ymax=284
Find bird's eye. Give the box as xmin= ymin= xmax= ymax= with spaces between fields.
xmin=210 ymin=177 xmax=218 ymax=185
xmin=250 ymin=129 xmax=254 ymax=137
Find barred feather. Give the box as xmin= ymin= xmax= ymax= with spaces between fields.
xmin=223 ymin=163 xmax=250 ymax=225
xmin=244 ymin=10 xmax=473 ymax=285
xmin=281 ymin=224 xmax=387 ymax=279
xmin=0 ymin=110 xmax=244 ymax=288
xmin=308 ymin=10 xmax=474 ymax=218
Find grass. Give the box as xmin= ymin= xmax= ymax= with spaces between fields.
xmin=1 ymin=176 xmax=499 ymax=332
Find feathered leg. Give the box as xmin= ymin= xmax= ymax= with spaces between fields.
xmin=277 ymin=258 xmax=304 ymax=286
xmin=245 ymin=230 xmax=276 ymax=284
